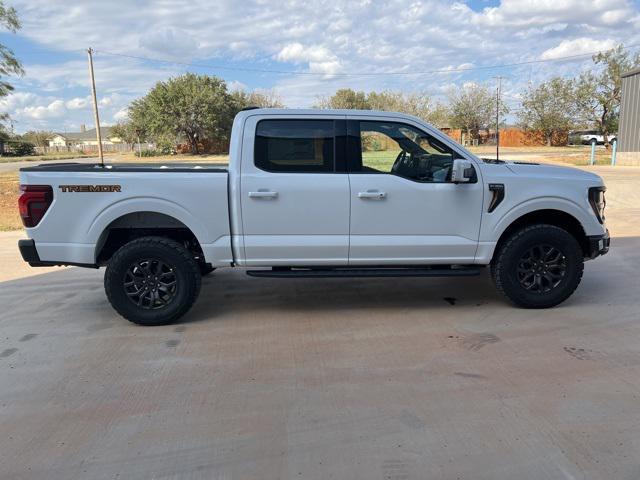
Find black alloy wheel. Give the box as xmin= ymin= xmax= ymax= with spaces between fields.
xmin=516 ymin=244 xmax=567 ymax=293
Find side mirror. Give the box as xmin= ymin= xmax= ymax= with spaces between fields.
xmin=451 ymin=159 xmax=476 ymax=183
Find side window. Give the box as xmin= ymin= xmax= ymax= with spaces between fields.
xmin=357 ymin=121 xmax=457 ymax=182
xmin=255 ymin=120 xmax=335 ymax=173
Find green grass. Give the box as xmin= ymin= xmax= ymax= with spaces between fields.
xmin=361 ymin=150 xmax=400 ymax=171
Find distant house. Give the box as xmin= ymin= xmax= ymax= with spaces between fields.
xmin=48 ymin=125 xmax=122 ymax=147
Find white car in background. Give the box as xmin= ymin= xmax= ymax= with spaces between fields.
xmin=568 ymin=130 xmax=617 ymax=145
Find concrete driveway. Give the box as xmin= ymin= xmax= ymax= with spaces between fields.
xmin=1 ymin=166 xmax=639 ymax=480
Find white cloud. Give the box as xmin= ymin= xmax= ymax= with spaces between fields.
xmin=19 ymin=99 xmax=66 ymax=120
xmin=113 ymin=108 xmax=129 ymax=121
xmin=4 ymin=0 xmax=640 ymax=130
xmin=0 ymin=92 xmax=38 ymax=111
xmin=276 ymin=43 xmax=342 ymax=76
xmin=65 ymin=97 xmax=89 ymax=110
xmin=227 ymin=80 xmax=248 ymax=92
xmin=466 ymin=0 xmax=634 ymax=28
xmin=277 ymin=43 xmax=334 ymax=64
xmin=139 ymin=28 xmax=199 ymax=59
xmin=540 ymin=38 xmax=617 ymax=60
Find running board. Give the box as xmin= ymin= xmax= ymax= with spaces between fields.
xmin=246 ymin=267 xmax=481 ymax=278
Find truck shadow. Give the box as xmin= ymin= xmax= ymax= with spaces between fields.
xmin=0 ymin=235 xmax=636 ymax=327
xmin=193 ymin=269 xmax=499 ymax=321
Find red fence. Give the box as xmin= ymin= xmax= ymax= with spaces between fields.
xmin=442 ymin=128 xmax=568 ymax=147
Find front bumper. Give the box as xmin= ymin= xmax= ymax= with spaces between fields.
xmin=586 ymin=230 xmax=610 ymax=259
xmin=18 ymin=239 xmax=97 ymax=268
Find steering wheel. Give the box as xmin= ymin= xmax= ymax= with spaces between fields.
xmin=391 ymin=150 xmax=407 ymax=173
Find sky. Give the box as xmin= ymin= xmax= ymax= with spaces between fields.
xmin=0 ymin=0 xmax=639 ymax=133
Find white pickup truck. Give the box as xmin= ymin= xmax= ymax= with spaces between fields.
xmin=18 ymin=109 xmax=609 ymax=325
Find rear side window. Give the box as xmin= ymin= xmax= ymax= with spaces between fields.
xmin=255 ymin=120 xmax=335 ymax=173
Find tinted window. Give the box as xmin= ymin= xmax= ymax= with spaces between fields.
xmin=356 ymin=121 xmax=457 ymax=183
xmin=255 ymin=120 xmax=335 ymax=173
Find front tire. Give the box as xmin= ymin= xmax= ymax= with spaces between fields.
xmin=105 ymin=236 xmax=201 ymax=326
xmin=491 ymin=225 xmax=584 ymax=308
xmin=199 ymin=263 xmax=216 ymax=276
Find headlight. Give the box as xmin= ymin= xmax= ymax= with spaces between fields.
xmin=588 ymin=186 xmax=606 ymax=223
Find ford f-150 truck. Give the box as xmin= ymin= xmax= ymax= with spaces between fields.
xmin=18 ymin=109 xmax=610 ymax=325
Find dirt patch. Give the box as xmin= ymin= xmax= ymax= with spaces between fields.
xmin=462 ymin=333 xmax=501 ymax=351
xmin=0 ymin=172 xmax=20 ymax=231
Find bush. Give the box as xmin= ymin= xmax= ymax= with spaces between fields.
xmin=157 ymin=142 xmax=176 ymax=155
xmin=361 ymin=133 xmax=382 ymax=152
xmin=135 ymin=149 xmax=161 ymax=157
xmin=10 ymin=141 xmax=35 ymax=156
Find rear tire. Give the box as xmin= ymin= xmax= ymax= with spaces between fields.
xmin=491 ymin=224 xmax=584 ymax=308
xmin=104 ymin=236 xmax=201 ymax=326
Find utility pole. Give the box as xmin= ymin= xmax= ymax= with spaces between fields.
xmin=494 ymin=76 xmax=504 ymax=162
xmin=87 ymin=48 xmax=104 ymax=167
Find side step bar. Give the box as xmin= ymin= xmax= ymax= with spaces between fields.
xmin=246 ymin=267 xmax=481 ymax=278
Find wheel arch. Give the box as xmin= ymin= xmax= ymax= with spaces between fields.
xmin=94 ymin=211 xmax=205 ymax=265
xmin=491 ymin=209 xmax=590 ymax=263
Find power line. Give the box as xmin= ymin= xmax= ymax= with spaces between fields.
xmin=92 ymin=42 xmax=640 ymax=77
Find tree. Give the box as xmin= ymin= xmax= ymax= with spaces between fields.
xmin=448 ymin=83 xmax=507 ymax=142
xmin=518 ymin=77 xmax=576 ymax=146
xmin=316 ymin=88 xmax=450 ymax=126
xmin=110 ymin=121 xmax=140 ymax=144
xmin=12 ymin=140 xmax=34 ymax=156
xmin=575 ymin=45 xmax=640 ymax=147
xmin=231 ymin=89 xmax=284 ymax=109
xmin=128 ymin=73 xmax=235 ymax=154
xmin=0 ymin=1 xmax=23 ymax=125
xmin=315 ymin=89 xmax=370 ymax=109
xmin=367 ymin=90 xmax=449 ymax=126
xmin=20 ymin=130 xmax=53 ymax=147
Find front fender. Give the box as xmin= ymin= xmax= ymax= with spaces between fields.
xmin=485 ymin=196 xmax=603 ymax=242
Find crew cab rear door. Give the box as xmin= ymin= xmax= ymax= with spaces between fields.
xmin=346 ymin=116 xmax=483 ymax=265
xmin=240 ymin=115 xmax=350 ymax=266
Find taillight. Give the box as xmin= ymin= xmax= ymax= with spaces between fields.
xmin=18 ymin=185 xmax=53 ymax=228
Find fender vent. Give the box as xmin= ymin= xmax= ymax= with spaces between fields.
xmin=488 ymin=184 xmax=505 ymax=213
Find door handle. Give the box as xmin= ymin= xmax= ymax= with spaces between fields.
xmin=358 ymin=190 xmax=386 ymax=199
xmin=248 ymin=190 xmax=278 ymax=199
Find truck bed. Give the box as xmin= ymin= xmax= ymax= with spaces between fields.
xmin=19 ymin=162 xmax=232 ymax=267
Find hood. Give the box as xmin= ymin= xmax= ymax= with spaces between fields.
xmin=503 ymin=161 xmax=603 ymax=183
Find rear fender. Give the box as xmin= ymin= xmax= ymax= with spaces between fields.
xmin=87 ymin=197 xmax=210 ymax=254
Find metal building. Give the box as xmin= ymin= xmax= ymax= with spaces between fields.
xmin=618 ymin=67 xmax=640 ymax=165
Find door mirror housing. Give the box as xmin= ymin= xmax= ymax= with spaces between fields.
xmin=451 ymin=159 xmax=476 ymax=184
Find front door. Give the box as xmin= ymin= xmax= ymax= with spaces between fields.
xmin=347 ymin=118 xmax=484 ymax=265
xmin=240 ymin=117 xmax=350 ymax=266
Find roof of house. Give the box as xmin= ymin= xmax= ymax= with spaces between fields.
xmin=52 ymin=127 xmax=113 ymax=141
